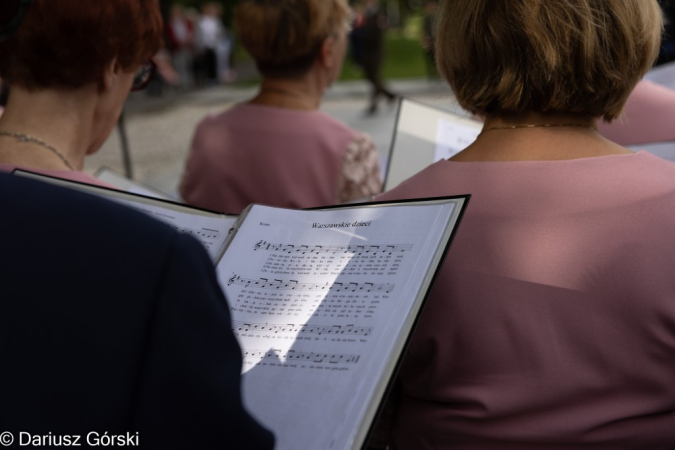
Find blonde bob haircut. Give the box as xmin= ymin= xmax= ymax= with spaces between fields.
xmin=235 ymin=0 xmax=351 ymax=79
xmin=436 ymin=0 xmax=663 ymax=122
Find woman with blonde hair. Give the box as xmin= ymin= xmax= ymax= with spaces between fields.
xmin=375 ymin=0 xmax=675 ymax=448
xmin=180 ymin=0 xmax=381 ymax=214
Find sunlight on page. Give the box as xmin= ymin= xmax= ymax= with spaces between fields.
xmin=214 ymin=202 xmax=461 ymax=450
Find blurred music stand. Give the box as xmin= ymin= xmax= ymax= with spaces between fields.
xmin=117 ymin=110 xmax=134 ymax=179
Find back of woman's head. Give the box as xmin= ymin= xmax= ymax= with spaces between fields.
xmin=436 ymin=0 xmax=663 ymax=121
xmin=235 ymin=0 xmax=350 ymax=79
xmin=0 ymin=0 xmax=163 ymax=91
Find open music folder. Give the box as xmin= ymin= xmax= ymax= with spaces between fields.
xmin=93 ymin=166 xmax=173 ymax=200
xmin=14 ymin=169 xmax=469 ymax=450
xmin=13 ymin=169 xmax=237 ymax=262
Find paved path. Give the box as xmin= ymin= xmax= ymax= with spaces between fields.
xmin=84 ymin=78 xmax=461 ymax=198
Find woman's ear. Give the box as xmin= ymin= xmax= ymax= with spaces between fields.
xmin=319 ymin=36 xmax=336 ymax=69
xmin=100 ymin=58 xmax=122 ymax=92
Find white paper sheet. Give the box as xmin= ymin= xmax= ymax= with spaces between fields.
xmin=104 ymin=197 xmax=235 ymax=260
xmin=433 ymin=117 xmax=481 ymax=162
xmin=95 ymin=168 xmax=172 ymax=200
xmin=216 ymin=202 xmax=458 ymax=450
xmin=12 ymin=170 xmax=235 ymax=261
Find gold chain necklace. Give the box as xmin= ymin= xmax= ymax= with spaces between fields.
xmin=0 ymin=131 xmax=75 ymax=171
xmin=482 ymin=123 xmax=597 ymax=132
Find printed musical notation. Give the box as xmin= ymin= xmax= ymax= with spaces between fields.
xmin=234 ymin=321 xmax=373 ymax=337
xmin=244 ymin=349 xmax=361 ymax=364
xmin=227 ymin=274 xmax=394 ymax=293
xmin=253 ymin=240 xmax=413 ymax=255
xmin=172 ymin=226 xmax=221 ymax=240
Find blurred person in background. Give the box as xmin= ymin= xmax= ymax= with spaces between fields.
xmin=421 ymin=0 xmax=438 ymax=78
xmin=196 ymin=2 xmax=225 ymax=86
xmin=0 ymin=0 xmax=161 ymax=184
xmin=598 ymin=79 xmax=675 ymax=146
xmin=180 ymin=0 xmax=382 ymax=214
xmin=166 ymin=3 xmax=195 ymax=89
xmin=374 ymin=0 xmax=675 ymax=448
xmin=212 ymin=2 xmax=234 ymax=83
xmin=359 ymin=0 xmax=396 ymax=115
xmin=349 ymin=3 xmax=366 ymax=72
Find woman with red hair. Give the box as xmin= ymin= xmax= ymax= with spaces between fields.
xmin=0 ymin=0 xmax=162 ymax=184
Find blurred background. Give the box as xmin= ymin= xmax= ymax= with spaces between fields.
xmin=80 ymin=0 xmax=453 ymax=199
xmin=13 ymin=0 xmax=668 ymax=200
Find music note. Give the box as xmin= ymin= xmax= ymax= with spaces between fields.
xmin=250 ymin=242 xmax=413 ymax=255
xmin=228 ymin=275 xmax=395 ymax=293
xmin=234 ymin=321 xmax=373 ymax=337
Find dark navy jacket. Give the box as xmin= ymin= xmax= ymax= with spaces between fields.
xmin=0 ymin=174 xmax=274 ymax=449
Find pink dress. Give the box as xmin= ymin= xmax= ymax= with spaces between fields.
xmin=0 ymin=163 xmax=110 ymax=187
xmin=599 ymin=80 xmax=675 ymax=145
xmin=180 ymin=103 xmax=381 ymax=214
xmin=376 ymin=151 xmax=675 ymax=449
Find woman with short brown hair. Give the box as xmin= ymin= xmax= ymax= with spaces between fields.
xmin=437 ymin=0 xmax=661 ymax=122
xmin=0 ymin=0 xmax=162 ymax=184
xmin=376 ymin=1 xmax=675 ymax=448
xmin=180 ymin=0 xmax=382 ymax=214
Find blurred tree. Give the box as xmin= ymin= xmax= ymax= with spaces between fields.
xmin=167 ymin=0 xmax=418 ymax=29
xmin=171 ymin=0 xmax=237 ymax=26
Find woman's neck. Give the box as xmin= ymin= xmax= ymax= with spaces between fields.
xmin=451 ymin=111 xmax=632 ymax=162
xmin=0 ymin=86 xmax=98 ymax=171
xmin=482 ymin=111 xmax=598 ymax=131
xmin=250 ymin=75 xmax=325 ymax=111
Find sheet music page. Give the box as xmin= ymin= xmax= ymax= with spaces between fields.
xmin=433 ymin=117 xmax=481 ymax=162
xmin=216 ymin=202 xmax=458 ymax=450
xmin=95 ymin=170 xmax=171 ymax=200
xmin=105 ymin=197 xmax=236 ymax=260
xmin=13 ymin=169 xmax=236 ymax=261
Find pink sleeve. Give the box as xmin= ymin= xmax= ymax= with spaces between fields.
xmin=598 ymin=80 xmax=675 ymax=145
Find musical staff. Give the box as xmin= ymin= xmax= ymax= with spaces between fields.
xmin=234 ymin=321 xmax=373 ymax=337
xmin=172 ymin=226 xmax=222 ymax=240
xmin=244 ymin=349 xmax=361 ymax=364
xmin=227 ymin=274 xmax=394 ymax=293
xmin=253 ymin=240 xmax=412 ymax=255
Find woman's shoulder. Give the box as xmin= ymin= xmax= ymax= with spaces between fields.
xmin=377 ymin=151 xmax=675 ymax=202
xmin=195 ymin=104 xmax=356 ymax=138
xmin=377 ymin=160 xmax=455 ymax=201
xmin=313 ymin=111 xmax=359 ymax=136
xmin=195 ymin=104 xmax=246 ymax=131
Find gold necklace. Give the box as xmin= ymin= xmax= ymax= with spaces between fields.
xmin=482 ymin=123 xmax=597 ymax=132
xmin=0 ymin=131 xmax=75 ymax=171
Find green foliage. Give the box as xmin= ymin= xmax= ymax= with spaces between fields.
xmin=340 ymin=33 xmax=428 ymax=81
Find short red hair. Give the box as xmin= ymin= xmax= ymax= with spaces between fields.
xmin=0 ymin=0 xmax=163 ymax=90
